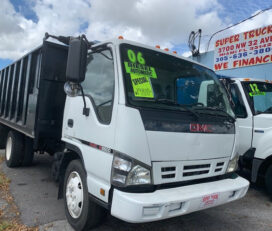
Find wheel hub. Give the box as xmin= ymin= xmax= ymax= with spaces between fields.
xmin=6 ymin=137 xmax=12 ymax=161
xmin=66 ymin=171 xmax=84 ymax=219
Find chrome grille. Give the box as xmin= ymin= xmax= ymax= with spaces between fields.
xmin=161 ymin=166 xmax=176 ymax=179
xmin=152 ymin=158 xmax=229 ymax=184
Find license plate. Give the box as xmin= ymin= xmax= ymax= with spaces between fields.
xmin=200 ymin=193 xmax=219 ymax=208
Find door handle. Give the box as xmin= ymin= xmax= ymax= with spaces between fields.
xmin=68 ymin=119 xmax=74 ymax=128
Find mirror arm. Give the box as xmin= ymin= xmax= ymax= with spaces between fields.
xmin=79 ymin=85 xmax=90 ymax=116
xmin=81 ymin=34 xmax=96 ymax=47
xmin=43 ymin=32 xmax=73 ymax=45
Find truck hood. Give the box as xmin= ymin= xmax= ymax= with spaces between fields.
xmin=114 ymin=106 xmax=236 ymax=165
xmin=252 ymin=114 xmax=272 ymax=159
xmin=254 ymin=113 xmax=272 ymax=128
xmin=141 ymin=109 xmax=236 ymax=161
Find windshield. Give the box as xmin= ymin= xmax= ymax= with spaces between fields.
xmin=243 ymin=81 xmax=272 ymax=114
xmin=120 ymin=44 xmax=234 ymax=118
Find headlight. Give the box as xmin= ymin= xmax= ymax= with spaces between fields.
xmin=226 ymin=154 xmax=239 ymax=173
xmin=111 ymin=152 xmax=151 ymax=187
xmin=127 ymin=165 xmax=151 ymax=185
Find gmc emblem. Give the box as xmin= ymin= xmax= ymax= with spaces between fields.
xmin=190 ymin=123 xmax=212 ymax=133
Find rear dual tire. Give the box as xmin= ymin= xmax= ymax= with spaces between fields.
xmin=5 ymin=131 xmax=34 ymax=168
xmin=5 ymin=131 xmax=24 ymax=167
xmin=0 ymin=125 xmax=9 ymax=149
xmin=22 ymin=137 xmax=34 ymax=166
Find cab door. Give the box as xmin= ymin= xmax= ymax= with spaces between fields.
xmin=230 ymin=82 xmax=253 ymax=156
xmin=62 ymin=45 xmax=118 ymax=201
xmin=72 ymin=47 xmax=117 ymax=146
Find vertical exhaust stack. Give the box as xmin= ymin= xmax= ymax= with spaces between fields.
xmin=188 ymin=29 xmax=202 ymax=57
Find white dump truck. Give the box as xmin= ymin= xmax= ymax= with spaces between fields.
xmin=220 ymin=76 xmax=272 ymax=197
xmin=0 ymin=33 xmax=249 ymax=230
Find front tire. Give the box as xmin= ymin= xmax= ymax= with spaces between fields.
xmin=265 ymin=165 xmax=272 ymax=197
xmin=64 ymin=160 xmax=106 ymax=230
xmin=5 ymin=131 xmax=24 ymax=167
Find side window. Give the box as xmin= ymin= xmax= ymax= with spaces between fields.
xmin=82 ymin=49 xmax=115 ymax=124
xmin=206 ymin=83 xmax=226 ymax=109
xmin=230 ymin=84 xmax=247 ymax=118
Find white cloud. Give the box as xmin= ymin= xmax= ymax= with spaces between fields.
xmin=182 ymin=51 xmax=192 ymax=57
xmin=86 ymin=0 xmax=224 ymax=49
xmin=0 ymin=0 xmax=90 ymax=59
xmin=230 ymin=10 xmax=272 ymax=35
xmin=206 ymin=10 xmax=272 ymax=51
xmin=0 ymin=0 xmax=271 ymax=60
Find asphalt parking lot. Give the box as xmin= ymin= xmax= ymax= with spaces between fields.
xmin=0 ymin=150 xmax=272 ymax=231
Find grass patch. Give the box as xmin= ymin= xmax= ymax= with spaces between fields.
xmin=0 ymin=221 xmax=12 ymax=231
xmin=0 ymin=220 xmax=38 ymax=231
xmin=0 ymin=172 xmax=10 ymax=192
xmin=0 ymin=172 xmax=13 ymax=204
xmin=0 ymin=155 xmax=5 ymax=164
xmin=0 ymin=173 xmax=10 ymax=190
xmin=0 ymin=154 xmax=38 ymax=231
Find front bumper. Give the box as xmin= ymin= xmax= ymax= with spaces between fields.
xmin=111 ymin=176 xmax=249 ymax=223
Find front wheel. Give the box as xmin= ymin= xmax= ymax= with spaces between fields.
xmin=265 ymin=165 xmax=272 ymax=197
xmin=63 ymin=160 xmax=106 ymax=231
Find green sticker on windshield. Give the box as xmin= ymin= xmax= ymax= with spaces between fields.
xmin=249 ymin=83 xmax=266 ymax=96
xmin=124 ymin=62 xmax=157 ymax=78
xmin=130 ymin=73 xmax=154 ymax=98
xmin=249 ymin=91 xmax=266 ymax=96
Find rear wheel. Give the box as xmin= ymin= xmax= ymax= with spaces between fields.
xmin=22 ymin=137 xmax=34 ymax=166
xmin=5 ymin=131 xmax=24 ymax=167
xmin=64 ymin=160 xmax=106 ymax=231
xmin=265 ymin=165 xmax=272 ymax=197
xmin=0 ymin=125 xmax=8 ymax=149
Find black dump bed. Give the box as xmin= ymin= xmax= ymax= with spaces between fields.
xmin=0 ymin=41 xmax=68 ymax=150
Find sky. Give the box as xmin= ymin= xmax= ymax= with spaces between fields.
xmin=0 ymin=0 xmax=272 ymax=69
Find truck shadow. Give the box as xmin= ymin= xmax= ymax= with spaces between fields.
xmin=1 ymin=151 xmax=272 ymax=231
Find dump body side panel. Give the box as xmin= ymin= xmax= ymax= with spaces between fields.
xmin=0 ymin=48 xmax=41 ymax=137
xmin=34 ymin=42 xmax=68 ymax=150
xmin=0 ymin=42 xmax=68 ymax=151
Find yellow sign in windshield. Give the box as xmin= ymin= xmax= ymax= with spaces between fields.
xmin=124 ymin=62 xmax=157 ymax=78
xmin=249 ymin=83 xmax=266 ymax=96
xmin=130 ymin=73 xmax=154 ymax=98
xmin=124 ymin=49 xmax=157 ymax=98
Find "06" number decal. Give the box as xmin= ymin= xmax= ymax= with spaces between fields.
xmin=127 ymin=49 xmax=145 ymax=65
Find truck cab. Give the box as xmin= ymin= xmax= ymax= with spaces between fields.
xmin=60 ymin=38 xmax=248 ymax=229
xmin=219 ymin=76 xmax=272 ymax=197
xmin=0 ymin=36 xmax=249 ymax=231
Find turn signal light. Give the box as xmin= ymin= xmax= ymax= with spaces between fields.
xmin=155 ymin=45 xmax=160 ymax=48
xmin=173 ymin=51 xmax=177 ymax=54
xmin=243 ymin=78 xmax=251 ymax=81
xmin=100 ymin=188 xmax=105 ymax=196
xmin=118 ymin=36 xmax=124 ymax=39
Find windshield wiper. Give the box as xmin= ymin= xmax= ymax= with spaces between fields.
xmin=194 ymin=106 xmax=235 ymax=122
xmin=154 ymin=98 xmax=200 ymax=120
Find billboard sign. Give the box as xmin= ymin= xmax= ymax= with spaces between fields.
xmin=214 ymin=25 xmax=272 ymax=71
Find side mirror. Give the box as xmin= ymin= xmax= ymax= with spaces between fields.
xmin=234 ymin=104 xmax=247 ymax=118
xmin=64 ymin=82 xmax=80 ymax=97
xmin=66 ymin=37 xmax=88 ymax=83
